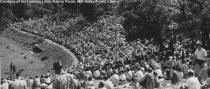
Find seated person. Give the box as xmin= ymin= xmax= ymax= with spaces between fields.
xmin=185 ymin=70 xmax=201 ymax=89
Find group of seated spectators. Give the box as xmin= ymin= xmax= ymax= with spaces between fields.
xmin=1 ymin=15 xmax=210 ymax=89
xmin=2 ymin=39 xmax=209 ymax=89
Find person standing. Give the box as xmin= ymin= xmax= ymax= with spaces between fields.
xmin=10 ymin=72 xmax=28 ymax=89
xmin=12 ymin=65 xmax=16 ymax=74
xmin=10 ymin=62 xmax=13 ymax=73
xmin=194 ymin=42 xmax=208 ymax=67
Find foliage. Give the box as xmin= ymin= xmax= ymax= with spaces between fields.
xmin=118 ymin=0 xmax=210 ymax=49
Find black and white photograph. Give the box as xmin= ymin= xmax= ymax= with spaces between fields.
xmin=0 ymin=0 xmax=210 ymax=89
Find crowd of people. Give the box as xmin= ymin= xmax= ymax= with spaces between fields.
xmin=10 ymin=15 xmax=159 ymax=63
xmin=1 ymin=41 xmax=209 ymax=89
xmin=1 ymin=15 xmax=210 ymax=89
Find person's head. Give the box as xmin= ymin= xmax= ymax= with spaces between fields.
xmin=44 ymin=75 xmax=49 ymax=78
xmin=35 ymin=76 xmax=39 ymax=78
xmin=196 ymin=42 xmax=202 ymax=49
xmin=169 ymin=56 xmax=173 ymax=60
xmin=16 ymin=72 xmax=21 ymax=78
xmin=29 ymin=76 xmax=33 ymax=79
xmin=103 ymin=75 xmax=109 ymax=81
xmin=177 ymin=67 xmax=182 ymax=72
xmin=155 ymin=66 xmax=160 ymax=69
xmin=98 ymin=82 xmax=104 ymax=88
xmin=88 ymin=77 xmax=93 ymax=81
xmin=41 ymin=75 xmax=44 ymax=78
xmin=147 ymin=68 xmax=153 ymax=73
xmin=187 ymin=70 xmax=195 ymax=77
xmin=153 ymin=71 xmax=158 ymax=77
xmin=182 ymin=60 xmax=186 ymax=64
xmin=126 ymin=67 xmax=131 ymax=71
xmin=204 ymin=63 xmax=208 ymax=69
xmin=180 ymin=84 xmax=188 ymax=89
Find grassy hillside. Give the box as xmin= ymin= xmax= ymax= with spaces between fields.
xmin=1 ymin=27 xmax=78 ymax=77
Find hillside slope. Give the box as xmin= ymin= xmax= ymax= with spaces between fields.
xmin=0 ymin=28 xmax=78 ymax=78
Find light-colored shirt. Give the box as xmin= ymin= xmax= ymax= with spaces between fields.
xmin=155 ymin=69 xmax=163 ymax=77
xmin=110 ymin=74 xmax=119 ymax=87
xmin=134 ymin=70 xmax=144 ymax=82
xmin=44 ymin=77 xmax=53 ymax=89
xmin=134 ymin=82 xmax=140 ymax=89
xmin=86 ymin=71 xmax=93 ymax=77
xmin=119 ymin=74 xmax=126 ymax=81
xmin=186 ymin=77 xmax=201 ymax=89
xmin=1 ymin=82 xmax=9 ymax=89
xmin=85 ymin=81 xmax=95 ymax=89
xmin=10 ymin=79 xmax=27 ymax=89
xmin=125 ymin=71 xmax=133 ymax=80
xmin=177 ymin=71 xmax=184 ymax=81
xmin=194 ymin=48 xmax=207 ymax=61
xmin=29 ymin=79 xmax=34 ymax=86
xmin=33 ymin=78 xmax=41 ymax=89
xmin=104 ymin=80 xmax=114 ymax=89
xmin=93 ymin=70 xmax=100 ymax=78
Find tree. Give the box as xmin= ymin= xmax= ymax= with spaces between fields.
xmin=0 ymin=4 xmax=14 ymax=27
xmin=172 ymin=0 xmax=210 ymax=49
xmin=12 ymin=3 xmax=28 ymax=19
xmin=118 ymin=0 xmax=172 ymax=50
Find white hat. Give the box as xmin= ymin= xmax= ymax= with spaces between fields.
xmin=187 ymin=70 xmax=195 ymax=75
xmin=196 ymin=41 xmax=202 ymax=46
